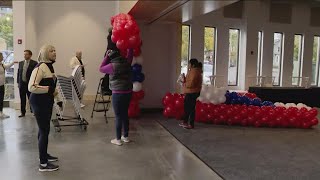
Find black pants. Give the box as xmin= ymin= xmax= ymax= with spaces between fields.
xmin=183 ymin=93 xmax=200 ymax=127
xmin=19 ymin=82 xmax=31 ymax=114
xmin=0 ymin=85 xmax=4 ymax=112
xmin=30 ymin=94 xmax=54 ymax=164
xmin=112 ymin=93 xmax=132 ymax=140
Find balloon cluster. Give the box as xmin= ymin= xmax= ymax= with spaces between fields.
xmin=197 ymin=85 xmax=227 ymax=104
xmin=194 ymin=102 xmax=319 ymax=129
xmin=110 ymin=13 xmax=144 ymax=118
xmin=111 ymin=13 xmax=142 ymax=57
xmin=129 ymin=56 xmax=145 ymax=118
xmin=225 ymin=92 xmax=274 ymax=107
xmin=275 ymin=102 xmax=312 ymax=110
xmin=162 ymin=93 xmax=185 ymax=120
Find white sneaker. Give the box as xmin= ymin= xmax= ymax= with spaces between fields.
xmin=111 ymin=139 xmax=122 ymax=146
xmin=80 ymin=103 xmax=85 ymax=108
xmin=2 ymin=113 xmax=10 ymax=119
xmin=0 ymin=113 xmax=9 ymax=119
xmin=121 ymin=136 xmax=130 ymax=143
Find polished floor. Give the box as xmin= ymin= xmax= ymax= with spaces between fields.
xmin=0 ymin=106 xmax=221 ymax=180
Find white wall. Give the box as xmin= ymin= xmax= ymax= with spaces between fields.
xmin=185 ymin=0 xmax=320 ymax=90
xmin=138 ymin=22 xmax=179 ymax=108
xmin=22 ymin=1 xmax=117 ymax=98
xmin=13 ymin=1 xmax=26 ymax=105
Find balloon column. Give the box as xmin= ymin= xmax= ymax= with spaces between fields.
xmin=110 ymin=13 xmax=144 ymax=118
xmin=130 ymin=56 xmax=145 ymax=118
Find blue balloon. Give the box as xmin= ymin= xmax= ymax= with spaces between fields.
xmin=132 ymin=64 xmax=142 ymax=73
xmin=135 ymin=73 xmax=145 ymax=82
xmin=231 ymin=92 xmax=238 ymax=99
xmin=253 ymin=98 xmax=262 ymax=106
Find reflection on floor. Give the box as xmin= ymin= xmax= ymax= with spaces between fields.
xmin=0 ymin=107 xmax=221 ymax=180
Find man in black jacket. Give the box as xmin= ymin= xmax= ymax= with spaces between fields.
xmin=17 ymin=50 xmax=37 ymax=117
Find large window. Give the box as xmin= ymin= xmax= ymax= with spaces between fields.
xmin=312 ymin=36 xmax=320 ymax=86
xmin=257 ymin=31 xmax=263 ymax=77
xmin=292 ymin=34 xmax=304 ymax=86
xmin=272 ymin=32 xmax=284 ymax=86
xmin=228 ymin=29 xmax=240 ymax=86
xmin=181 ymin=25 xmax=190 ymax=76
xmin=203 ymin=27 xmax=216 ymax=84
xmin=0 ymin=7 xmax=14 ymax=100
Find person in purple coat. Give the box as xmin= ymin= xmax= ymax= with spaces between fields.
xmin=100 ymin=32 xmax=133 ymax=146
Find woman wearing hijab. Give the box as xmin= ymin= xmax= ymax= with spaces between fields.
xmin=28 ymin=45 xmax=60 ymax=172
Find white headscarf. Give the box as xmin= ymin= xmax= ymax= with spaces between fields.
xmin=37 ymin=44 xmax=55 ymax=63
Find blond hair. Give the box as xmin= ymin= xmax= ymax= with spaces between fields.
xmin=37 ymin=44 xmax=55 ymax=63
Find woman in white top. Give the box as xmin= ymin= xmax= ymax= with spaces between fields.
xmin=28 ymin=45 xmax=61 ymax=172
xmin=0 ymin=52 xmax=17 ymax=119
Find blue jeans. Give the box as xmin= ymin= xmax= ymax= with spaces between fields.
xmin=112 ymin=93 xmax=132 ymax=140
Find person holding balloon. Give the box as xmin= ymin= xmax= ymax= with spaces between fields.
xmin=179 ymin=59 xmax=203 ymax=129
xmin=100 ymin=32 xmax=134 ymax=146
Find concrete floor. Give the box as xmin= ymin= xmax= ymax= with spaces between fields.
xmin=0 ymin=106 xmax=221 ymax=180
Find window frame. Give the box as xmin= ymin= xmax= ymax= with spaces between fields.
xmin=228 ymin=28 xmax=240 ymax=86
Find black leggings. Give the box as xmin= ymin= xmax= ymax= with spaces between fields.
xmin=30 ymin=94 xmax=54 ymax=164
xmin=183 ymin=93 xmax=200 ymax=127
xmin=0 ymin=85 xmax=4 ymax=112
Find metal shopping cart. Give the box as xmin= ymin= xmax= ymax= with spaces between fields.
xmin=51 ymin=65 xmax=88 ymax=132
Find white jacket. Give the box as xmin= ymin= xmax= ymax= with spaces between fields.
xmin=0 ymin=61 xmax=14 ymax=86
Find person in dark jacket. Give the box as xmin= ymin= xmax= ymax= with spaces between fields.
xmin=100 ymin=31 xmax=133 ymax=146
xmin=17 ymin=50 xmax=37 ymax=117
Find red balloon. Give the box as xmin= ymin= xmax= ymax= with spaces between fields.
xmin=206 ymin=113 xmax=213 ymax=122
xmin=124 ymin=21 xmax=135 ymax=33
xmin=234 ymin=115 xmax=242 ymax=124
xmin=111 ymin=29 xmax=122 ymax=39
xmin=116 ymin=39 xmax=129 ymax=50
xmin=302 ymin=122 xmax=311 ymax=129
xmin=304 ymin=112 xmax=314 ymax=121
xmin=309 ymin=108 xmax=318 ymax=117
xmin=111 ymin=35 xmax=119 ymax=43
xmin=281 ymin=120 xmax=289 ymax=128
xmin=310 ymin=118 xmax=319 ymax=126
xmin=165 ymin=105 xmax=174 ymax=117
xmin=128 ymin=36 xmax=138 ymax=48
xmin=175 ymin=98 xmax=184 ymax=110
xmin=175 ymin=110 xmax=184 ymax=120
xmin=227 ymin=119 xmax=234 ymax=126
xmin=254 ymin=121 xmax=261 ymax=127
xmin=268 ymin=120 xmax=276 ymax=128
xmin=247 ymin=116 xmax=255 ymax=125
xmin=133 ymin=47 xmax=141 ymax=57
xmin=241 ymin=119 xmax=248 ymax=126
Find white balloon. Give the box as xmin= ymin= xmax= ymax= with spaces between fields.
xmin=135 ymin=56 xmax=143 ymax=65
xmin=210 ymin=99 xmax=218 ymax=105
xmin=197 ymin=96 xmax=204 ymax=102
xmin=133 ymin=82 xmax=142 ymax=92
xmin=205 ymin=92 xmax=212 ymax=100
xmin=212 ymin=87 xmax=219 ymax=95
xmin=131 ymin=58 xmax=137 ymax=66
xmin=218 ymin=96 xmax=226 ymax=103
